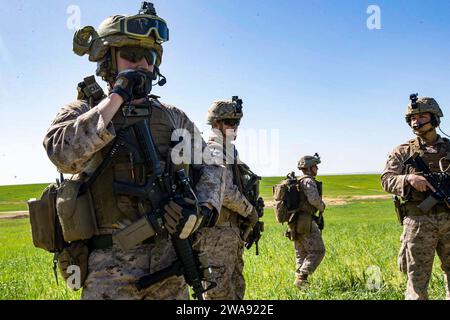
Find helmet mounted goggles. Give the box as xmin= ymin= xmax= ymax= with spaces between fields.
xmin=108 ymin=15 xmax=169 ymax=43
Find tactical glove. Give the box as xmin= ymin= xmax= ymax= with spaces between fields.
xmin=246 ymin=207 xmax=259 ymax=229
xmin=163 ymin=197 xmax=199 ymax=240
xmin=111 ymin=69 xmax=154 ymax=103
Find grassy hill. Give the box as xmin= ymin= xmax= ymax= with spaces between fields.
xmin=0 ymin=174 xmax=384 ymax=212
xmin=0 ymin=175 xmax=448 ymax=300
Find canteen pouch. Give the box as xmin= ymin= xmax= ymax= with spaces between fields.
xmin=28 ymin=183 xmax=65 ymax=252
xmin=296 ymin=212 xmax=313 ymax=235
xmin=56 ymin=179 xmax=98 ymax=242
xmin=57 ymin=241 xmax=89 ymax=290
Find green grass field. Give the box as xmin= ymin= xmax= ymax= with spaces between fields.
xmin=0 ymin=175 xmax=448 ymax=300
xmin=0 ymin=184 xmax=49 ymax=212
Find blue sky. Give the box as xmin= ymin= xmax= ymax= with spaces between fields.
xmin=1 ymin=0 xmax=450 ymax=185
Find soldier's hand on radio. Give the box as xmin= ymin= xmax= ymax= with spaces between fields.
xmin=406 ymin=174 xmax=436 ymax=193
xmin=163 ymin=197 xmax=199 ymax=239
xmin=111 ymin=69 xmax=153 ymax=103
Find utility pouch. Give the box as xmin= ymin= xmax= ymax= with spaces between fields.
xmin=57 ymin=240 xmax=89 ymax=290
xmin=112 ymin=216 xmax=156 ymax=251
xmin=56 ymin=179 xmax=98 ymax=242
xmin=392 ymin=195 xmax=406 ymax=226
xmin=28 ymin=184 xmax=65 ymax=252
xmin=286 ymin=222 xmax=297 ymax=241
xmin=296 ymin=212 xmax=312 ymax=235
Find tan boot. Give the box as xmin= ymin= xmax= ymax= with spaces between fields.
xmin=294 ymin=275 xmax=309 ymax=290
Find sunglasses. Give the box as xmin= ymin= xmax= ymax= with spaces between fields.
xmin=222 ymin=119 xmax=240 ymax=126
xmin=118 ymin=46 xmax=157 ymax=65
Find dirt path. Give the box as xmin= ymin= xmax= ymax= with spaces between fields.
xmin=264 ymin=194 xmax=390 ymax=208
xmin=0 ymin=195 xmax=391 ymax=219
xmin=0 ymin=211 xmax=29 ymax=220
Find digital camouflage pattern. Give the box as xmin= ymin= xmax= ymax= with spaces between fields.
xmin=381 ymin=136 xmax=449 ymax=198
xmin=73 ymin=15 xmax=164 ymax=83
xmin=294 ymin=221 xmax=325 ymax=277
xmin=298 ymin=154 xmax=321 ymax=170
xmin=44 ymin=98 xmax=224 ymax=299
xmin=43 ymin=101 xmax=223 ymax=213
xmin=405 ymin=97 xmax=443 ymax=124
xmin=192 ymin=133 xmax=253 ymax=300
xmin=299 ymin=177 xmax=326 ymax=213
xmin=193 ymin=226 xmax=245 ymax=300
xmin=82 ymin=240 xmax=188 ymax=300
xmin=397 ymin=214 xmax=450 ymax=300
xmin=221 ymin=160 xmax=254 ymax=220
xmin=294 ymin=177 xmax=326 ymax=279
xmin=382 ymin=136 xmax=450 ymax=300
xmin=206 ymin=100 xmax=244 ymax=125
xmin=207 ymin=131 xmax=254 ymax=219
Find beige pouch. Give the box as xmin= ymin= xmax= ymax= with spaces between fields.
xmin=57 ymin=241 xmax=89 ymax=290
xmin=28 ymin=184 xmax=65 ymax=252
xmin=56 ymin=179 xmax=98 ymax=242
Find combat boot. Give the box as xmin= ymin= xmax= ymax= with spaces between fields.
xmin=294 ymin=274 xmax=309 ymax=290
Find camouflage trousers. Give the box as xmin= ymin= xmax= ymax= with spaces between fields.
xmin=81 ymin=238 xmax=189 ymax=300
xmin=193 ymin=226 xmax=245 ymax=300
xmin=294 ymin=221 xmax=325 ymax=278
xmin=398 ymin=212 xmax=450 ymax=300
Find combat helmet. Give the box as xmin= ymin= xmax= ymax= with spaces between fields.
xmin=405 ymin=93 xmax=443 ymax=127
xmin=72 ymin=2 xmax=168 ymax=84
xmin=207 ymin=96 xmax=244 ymax=125
xmin=298 ymin=153 xmax=321 ymax=170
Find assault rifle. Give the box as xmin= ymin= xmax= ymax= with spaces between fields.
xmin=313 ymin=211 xmax=324 ymax=231
xmin=404 ymin=152 xmax=450 ymax=213
xmin=112 ymin=119 xmax=216 ymax=300
xmin=239 ymin=165 xmax=265 ymax=255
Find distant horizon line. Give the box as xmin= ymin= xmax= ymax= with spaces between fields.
xmin=0 ymin=172 xmax=383 ymax=187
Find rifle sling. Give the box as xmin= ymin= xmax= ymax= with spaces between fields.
xmin=79 ymin=128 xmax=127 ymax=195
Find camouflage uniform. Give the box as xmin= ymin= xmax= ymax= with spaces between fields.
xmin=294 ymin=176 xmax=326 ymax=279
xmin=381 ymin=136 xmax=450 ymax=300
xmin=44 ymin=97 xmax=223 ymax=300
xmin=44 ymin=3 xmax=224 ymax=299
xmin=193 ymin=131 xmax=253 ymax=300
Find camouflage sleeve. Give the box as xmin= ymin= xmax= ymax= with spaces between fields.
xmin=300 ymin=178 xmax=325 ymax=212
xmin=163 ymin=103 xmax=224 ymax=213
xmin=221 ymin=165 xmax=254 ymax=217
xmin=380 ymin=144 xmax=410 ymax=197
xmin=43 ymin=100 xmax=116 ymax=174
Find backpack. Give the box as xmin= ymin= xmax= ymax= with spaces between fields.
xmin=272 ymin=172 xmax=301 ymax=223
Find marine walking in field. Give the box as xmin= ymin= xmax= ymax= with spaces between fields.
xmin=37 ymin=2 xmax=225 ymax=300
xmin=193 ymin=97 xmax=263 ymax=300
xmin=273 ymin=154 xmax=326 ymax=289
xmin=381 ymin=94 xmax=450 ymax=300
